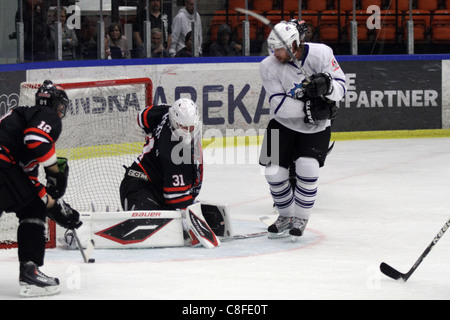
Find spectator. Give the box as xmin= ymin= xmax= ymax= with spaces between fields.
xmin=151 ymin=28 xmax=169 ymax=58
xmin=175 ymin=31 xmax=193 ymax=57
xmin=133 ymin=0 xmax=172 ymax=58
xmin=79 ymin=16 xmax=97 ymax=59
xmin=105 ymin=22 xmax=131 ymax=59
xmin=15 ymin=0 xmax=48 ymax=61
xmin=48 ymin=6 xmax=79 ymax=60
xmin=169 ymin=0 xmax=202 ymax=57
xmin=209 ymin=24 xmax=242 ymax=57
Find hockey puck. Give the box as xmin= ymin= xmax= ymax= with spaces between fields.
xmin=88 ymin=258 xmax=95 ymax=263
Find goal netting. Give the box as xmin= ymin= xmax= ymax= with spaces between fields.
xmin=0 ymin=78 xmax=153 ymax=249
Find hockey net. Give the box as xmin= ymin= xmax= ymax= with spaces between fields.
xmin=0 ymin=78 xmax=153 ymax=249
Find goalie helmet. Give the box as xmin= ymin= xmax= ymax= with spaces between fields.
xmin=35 ymin=80 xmax=69 ymax=119
xmin=169 ymin=98 xmax=200 ymax=141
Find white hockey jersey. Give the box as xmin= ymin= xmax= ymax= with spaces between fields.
xmin=260 ymin=42 xmax=347 ymax=133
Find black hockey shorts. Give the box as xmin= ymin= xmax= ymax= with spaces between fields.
xmin=259 ymin=119 xmax=331 ymax=169
xmin=119 ymin=167 xmax=168 ymax=211
xmin=0 ymin=164 xmax=39 ymax=214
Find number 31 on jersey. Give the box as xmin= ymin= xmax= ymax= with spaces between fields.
xmin=172 ymin=174 xmax=186 ymax=187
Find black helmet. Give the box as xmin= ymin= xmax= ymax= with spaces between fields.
xmin=290 ymin=19 xmax=309 ymax=42
xmin=35 ymin=80 xmax=69 ymax=118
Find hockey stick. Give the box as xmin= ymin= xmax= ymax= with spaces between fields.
xmin=72 ymin=228 xmax=95 ymax=263
xmin=380 ymin=217 xmax=450 ymax=281
xmin=220 ymin=231 xmax=268 ymax=242
xmin=235 ymin=7 xmax=311 ymax=82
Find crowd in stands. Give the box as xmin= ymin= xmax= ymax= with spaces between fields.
xmin=17 ymin=0 xmax=245 ymax=62
xmin=15 ymin=0 xmax=450 ymax=62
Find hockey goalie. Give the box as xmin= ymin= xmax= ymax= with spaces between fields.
xmin=65 ymin=99 xmax=233 ymax=250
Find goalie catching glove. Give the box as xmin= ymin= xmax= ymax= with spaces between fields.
xmin=47 ymin=199 xmax=82 ymax=229
xmin=45 ymin=157 xmax=69 ymax=199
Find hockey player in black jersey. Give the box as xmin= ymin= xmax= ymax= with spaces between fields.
xmin=0 ymin=80 xmax=81 ymax=297
xmin=120 ymin=98 xmax=203 ymax=211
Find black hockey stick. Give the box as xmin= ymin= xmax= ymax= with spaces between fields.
xmin=235 ymin=7 xmax=311 ymax=82
xmin=380 ymin=217 xmax=450 ymax=281
xmin=72 ymin=228 xmax=95 ymax=263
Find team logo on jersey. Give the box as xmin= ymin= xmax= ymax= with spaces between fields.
xmin=331 ymin=58 xmax=340 ymax=71
xmin=95 ymin=218 xmax=173 ymax=245
xmin=289 ymin=83 xmax=304 ymax=98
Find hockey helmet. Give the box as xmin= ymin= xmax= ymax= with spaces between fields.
xmin=169 ymin=98 xmax=200 ymax=141
xmin=290 ymin=19 xmax=309 ymax=42
xmin=267 ymin=21 xmax=300 ymax=53
xmin=35 ymin=80 xmax=69 ymax=119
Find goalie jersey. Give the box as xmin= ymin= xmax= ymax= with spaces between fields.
xmin=0 ymin=106 xmax=62 ymax=200
xmin=125 ymin=104 xmax=203 ymax=210
xmin=260 ymin=42 xmax=347 ymax=134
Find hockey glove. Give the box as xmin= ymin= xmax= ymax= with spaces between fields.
xmin=45 ymin=157 xmax=69 ymax=199
xmin=47 ymin=199 xmax=82 ymax=229
xmin=303 ymin=96 xmax=338 ymax=125
xmin=302 ymin=73 xmax=333 ymax=98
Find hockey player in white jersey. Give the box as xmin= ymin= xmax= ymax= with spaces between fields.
xmin=259 ymin=20 xmax=347 ymax=239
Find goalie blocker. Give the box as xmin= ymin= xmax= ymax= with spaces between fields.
xmin=71 ymin=203 xmax=233 ymax=249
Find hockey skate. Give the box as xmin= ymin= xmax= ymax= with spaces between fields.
xmin=289 ymin=217 xmax=308 ymax=241
xmin=19 ymin=261 xmax=61 ymax=297
xmin=268 ymin=215 xmax=292 ymax=239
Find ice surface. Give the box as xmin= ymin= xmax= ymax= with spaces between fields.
xmin=1 ymin=138 xmax=450 ymax=300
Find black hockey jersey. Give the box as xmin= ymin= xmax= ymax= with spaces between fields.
xmin=130 ymin=104 xmax=203 ymax=209
xmin=0 ymin=106 xmax=62 ymax=199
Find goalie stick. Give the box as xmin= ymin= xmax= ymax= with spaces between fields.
xmin=220 ymin=231 xmax=268 ymax=242
xmin=380 ymin=217 xmax=450 ymax=281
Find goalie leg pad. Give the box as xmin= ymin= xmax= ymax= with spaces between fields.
xmin=75 ymin=211 xmax=185 ymax=249
xmin=201 ymin=203 xmax=233 ymax=238
xmin=185 ymin=203 xmax=221 ymax=249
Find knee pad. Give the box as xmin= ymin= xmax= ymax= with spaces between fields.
xmin=265 ymin=165 xmax=289 ymax=183
xmin=295 ymin=157 xmax=320 ymax=178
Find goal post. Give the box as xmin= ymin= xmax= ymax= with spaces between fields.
xmin=0 ymin=77 xmax=153 ymax=249
xmin=0 ymin=216 xmax=56 ymax=250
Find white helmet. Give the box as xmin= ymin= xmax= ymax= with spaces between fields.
xmin=267 ymin=21 xmax=300 ymax=54
xmin=169 ymin=98 xmax=200 ymax=141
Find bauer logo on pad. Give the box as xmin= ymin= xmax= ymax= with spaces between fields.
xmin=95 ymin=218 xmax=173 ymax=245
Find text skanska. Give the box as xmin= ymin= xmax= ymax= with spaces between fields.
xmin=66 ymin=85 xmax=270 ymax=126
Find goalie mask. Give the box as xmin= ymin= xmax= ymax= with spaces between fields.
xmin=169 ymin=98 xmax=200 ymax=143
xmin=35 ymin=80 xmax=69 ymax=119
